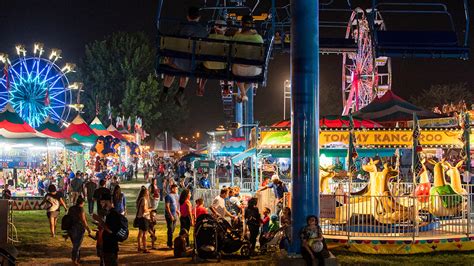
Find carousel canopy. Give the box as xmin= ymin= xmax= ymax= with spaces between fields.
xmin=107 ymin=124 xmax=126 ymax=141
xmin=0 ymin=103 xmax=39 ymax=138
xmin=62 ymin=114 xmax=98 ymax=144
xmin=90 ymin=116 xmax=110 ymax=136
xmin=353 ymin=90 xmax=443 ymax=122
xmin=271 ymin=115 xmax=382 ymax=128
xmin=36 ymin=117 xmax=69 ymax=139
xmin=215 ymin=137 xmax=246 ymax=156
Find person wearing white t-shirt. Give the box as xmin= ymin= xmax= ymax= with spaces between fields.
xmin=211 ymin=189 xmax=236 ymax=219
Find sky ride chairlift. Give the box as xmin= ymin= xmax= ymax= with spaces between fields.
xmin=369 ymin=0 xmax=470 ymax=59
xmin=154 ymin=0 xmax=275 ymax=87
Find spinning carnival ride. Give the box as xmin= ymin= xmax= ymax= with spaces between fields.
xmin=0 ymin=44 xmax=77 ymax=128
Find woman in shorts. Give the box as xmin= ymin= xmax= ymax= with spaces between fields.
xmin=40 ymin=184 xmax=68 ymax=237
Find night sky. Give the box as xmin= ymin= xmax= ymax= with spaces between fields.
xmin=1 ymin=0 xmax=473 ymax=135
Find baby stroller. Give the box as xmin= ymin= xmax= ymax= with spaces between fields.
xmin=259 ymin=226 xmax=287 ymax=254
xmin=194 ymin=214 xmax=220 ymax=261
xmin=217 ymin=217 xmax=250 ymax=257
xmin=193 ymin=214 xmax=250 ymax=262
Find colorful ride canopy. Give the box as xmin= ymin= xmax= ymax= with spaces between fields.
xmin=36 ymin=117 xmax=68 ymax=139
xmin=353 ymin=91 xmax=443 ymax=122
xmin=107 ymin=124 xmax=125 ymax=141
xmin=89 ymin=116 xmax=110 ymax=136
xmin=215 ymin=137 xmax=246 ymax=156
xmin=62 ymin=114 xmax=97 ymax=144
xmin=0 ymin=103 xmax=39 ymax=138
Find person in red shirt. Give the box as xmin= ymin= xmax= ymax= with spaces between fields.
xmin=193 ymin=198 xmax=208 ymax=222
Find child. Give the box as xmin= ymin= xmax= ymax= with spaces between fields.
xmin=261 ymin=207 xmax=271 ymax=235
xmin=268 ymin=214 xmax=280 ymax=234
xmin=148 ymin=210 xmax=158 ymax=249
xmin=193 ymin=198 xmax=208 ymax=222
xmin=174 ymin=229 xmax=192 ymax=258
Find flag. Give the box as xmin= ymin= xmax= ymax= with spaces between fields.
xmin=127 ymin=116 xmax=131 ymax=131
xmin=95 ymin=95 xmax=99 ymax=116
xmin=107 ymin=101 xmax=112 ymax=120
xmin=3 ymin=64 xmax=9 ymax=93
xmin=44 ymin=88 xmax=50 ymax=106
xmin=412 ymin=113 xmax=424 ymax=184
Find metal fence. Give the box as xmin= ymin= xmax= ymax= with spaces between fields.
xmin=193 ymin=188 xmax=221 ymax=207
xmin=320 ymin=192 xmax=474 ymax=239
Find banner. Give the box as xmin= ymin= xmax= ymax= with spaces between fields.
xmin=259 ymin=129 xmax=464 ymax=148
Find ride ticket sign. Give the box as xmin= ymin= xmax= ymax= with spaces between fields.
xmin=320 ymin=194 xmax=336 ymax=218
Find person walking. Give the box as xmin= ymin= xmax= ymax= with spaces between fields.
xmin=165 ymin=184 xmax=180 ymax=249
xmin=93 ymin=179 xmax=111 ymax=219
xmin=84 ymin=177 xmax=97 ymax=215
xmin=112 ymin=185 xmax=126 ymax=215
xmin=95 ymin=193 xmax=122 ymax=266
xmin=245 ymin=197 xmax=261 ymax=255
xmin=69 ymin=174 xmax=84 ymax=206
xmin=67 ymin=196 xmax=92 ymax=265
xmin=179 ymin=189 xmax=193 ymax=246
xmin=149 ymin=178 xmax=160 ymax=210
xmin=39 ymin=184 xmax=67 ymax=237
xmin=136 ymin=186 xmax=152 ymax=253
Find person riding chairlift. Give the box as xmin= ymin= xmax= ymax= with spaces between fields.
xmin=231 ymin=15 xmax=264 ymax=103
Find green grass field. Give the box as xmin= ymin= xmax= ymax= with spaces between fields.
xmin=10 ymin=179 xmax=474 ymax=265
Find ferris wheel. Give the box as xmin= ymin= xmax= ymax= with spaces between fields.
xmin=342 ymin=8 xmax=392 ymax=115
xmin=0 ymin=43 xmax=79 ymax=128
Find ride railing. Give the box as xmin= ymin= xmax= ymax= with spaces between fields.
xmin=329 ymin=182 xmax=474 ymax=195
xmin=320 ymin=192 xmax=473 ymax=239
xmin=193 ymin=188 xmax=221 ymax=208
xmin=7 ymin=201 xmax=18 ymax=245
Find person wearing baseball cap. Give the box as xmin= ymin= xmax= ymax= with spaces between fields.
xmin=199 ymin=19 xmax=231 ymax=96
xmin=257 ymin=173 xmax=288 ymax=215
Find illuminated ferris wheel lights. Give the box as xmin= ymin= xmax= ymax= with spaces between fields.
xmin=49 ymin=49 xmax=62 ymax=61
xmin=61 ymin=63 xmax=76 ymax=73
xmin=33 ymin=43 xmax=45 ymax=56
xmin=15 ymin=44 xmax=27 ymax=57
xmin=0 ymin=53 xmax=10 ymax=64
xmin=68 ymin=82 xmax=83 ymax=90
xmin=68 ymin=103 xmax=84 ymax=112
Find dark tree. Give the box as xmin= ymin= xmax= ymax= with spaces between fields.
xmin=410 ymin=82 xmax=474 ymax=110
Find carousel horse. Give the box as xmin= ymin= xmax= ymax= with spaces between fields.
xmin=443 ymin=160 xmax=467 ymax=195
xmin=413 ymin=158 xmax=431 ymax=203
xmin=428 ymin=159 xmax=465 ymax=217
xmin=319 ymin=166 xmax=336 ymax=194
xmin=331 ymin=161 xmax=411 ymax=224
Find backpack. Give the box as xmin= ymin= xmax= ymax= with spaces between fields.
xmin=61 ymin=214 xmax=73 ymax=231
xmin=116 ymin=214 xmax=129 ymax=242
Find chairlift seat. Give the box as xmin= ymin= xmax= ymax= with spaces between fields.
xmin=156 ymin=35 xmax=269 ymax=83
